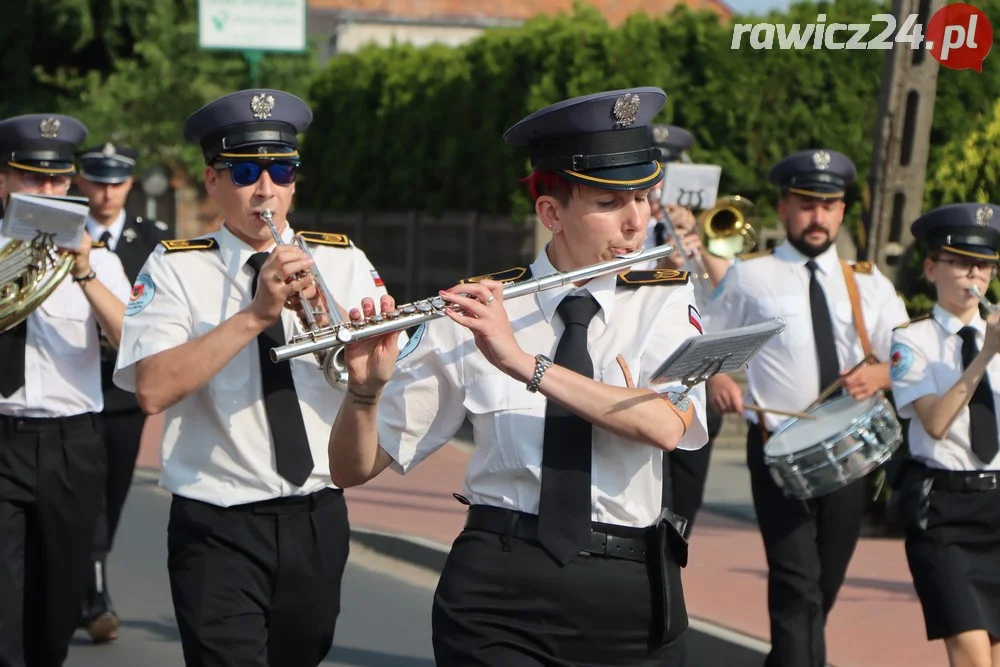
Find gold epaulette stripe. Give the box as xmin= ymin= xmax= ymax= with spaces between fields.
xmin=160 ymin=238 xmax=219 ymax=252
xmin=297 ymin=231 xmax=350 ymax=247
xmin=91 ymin=240 xmax=107 ymax=249
xmin=461 ymin=267 xmax=529 ymax=284
xmin=617 ymin=269 xmax=690 ymax=286
xmin=852 ymin=260 xmax=874 ymax=274
xmin=893 ymin=312 xmax=931 ymax=331
xmin=738 ymin=248 xmax=774 ymax=261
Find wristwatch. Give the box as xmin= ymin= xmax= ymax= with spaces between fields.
xmin=73 ymin=270 xmax=97 ymax=284
xmin=526 ymin=354 xmax=554 ymax=393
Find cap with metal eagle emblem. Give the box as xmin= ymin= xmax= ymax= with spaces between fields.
xmin=768 ymin=148 xmax=857 ymax=200
xmin=77 ymin=142 xmax=139 ymax=184
xmin=503 ymin=87 xmax=668 ymax=191
xmin=648 ymin=123 xmax=694 ymax=164
xmin=911 ymin=203 xmax=1000 ymax=261
xmin=0 ymin=113 xmax=88 ymax=176
xmin=182 ymin=89 xmax=313 ymax=164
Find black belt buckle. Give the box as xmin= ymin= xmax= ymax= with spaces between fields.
xmin=650 ymin=508 xmax=690 ymax=647
xmin=972 ymin=472 xmax=998 ymax=491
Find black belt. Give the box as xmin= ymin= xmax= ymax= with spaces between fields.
xmin=927 ymin=469 xmax=999 ymax=493
xmin=463 ymin=505 xmax=650 ymax=564
xmin=0 ymin=412 xmax=100 ymax=436
xmin=174 ymin=487 xmax=344 ymax=515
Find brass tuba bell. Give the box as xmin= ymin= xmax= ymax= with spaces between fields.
xmin=698 ymin=195 xmax=761 ymax=259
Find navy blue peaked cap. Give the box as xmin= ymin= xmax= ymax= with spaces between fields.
xmin=504 ymin=87 xmax=668 ymax=191
xmin=77 ymin=142 xmax=138 ymax=184
xmin=183 ymin=89 xmax=313 ymax=164
xmin=911 ymin=203 xmax=1000 ymax=261
xmin=768 ymin=149 xmax=857 ymax=200
xmin=648 ymin=124 xmax=694 ymax=163
xmin=0 ymin=113 xmax=88 ymax=176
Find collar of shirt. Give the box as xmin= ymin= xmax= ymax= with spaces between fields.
xmin=86 ymin=210 xmax=127 ymax=250
xmin=932 ymin=303 xmax=986 ymax=339
xmin=773 ymin=239 xmax=840 ymax=274
xmin=530 ymin=244 xmax=616 ymax=325
xmin=218 ymin=220 xmax=295 ymax=285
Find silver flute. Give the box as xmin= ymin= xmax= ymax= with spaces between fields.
xmin=269 ymin=243 xmax=676 ymax=364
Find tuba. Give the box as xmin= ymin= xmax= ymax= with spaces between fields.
xmin=0 ymin=236 xmax=75 ymax=334
xmin=699 ymin=195 xmax=761 ymax=259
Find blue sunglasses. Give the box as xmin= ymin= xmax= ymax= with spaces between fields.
xmin=215 ymin=161 xmax=300 ymax=187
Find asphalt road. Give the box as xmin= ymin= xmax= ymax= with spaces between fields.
xmin=65 ymin=475 xmax=764 ymax=666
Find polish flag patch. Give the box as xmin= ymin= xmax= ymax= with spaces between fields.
xmin=370 ymin=269 xmax=384 ymax=287
xmin=689 ymin=305 xmax=703 ymax=334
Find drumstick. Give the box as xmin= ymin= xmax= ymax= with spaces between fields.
xmin=805 ymin=353 xmax=877 ymax=412
xmin=744 ymin=403 xmax=817 ymax=420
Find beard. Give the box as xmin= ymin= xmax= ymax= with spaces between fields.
xmin=788 ymin=225 xmax=836 ymax=258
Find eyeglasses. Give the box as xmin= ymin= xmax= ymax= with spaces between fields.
xmin=17 ymin=172 xmax=72 ymax=189
xmin=936 ymin=256 xmax=999 ymax=279
xmin=214 ymin=161 xmax=300 ymax=187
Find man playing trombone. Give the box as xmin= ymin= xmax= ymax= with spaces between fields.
xmin=0 ymin=114 xmax=131 ymax=667
xmin=704 ymin=149 xmax=909 ymax=667
xmin=111 ymin=89 xmax=391 ymax=666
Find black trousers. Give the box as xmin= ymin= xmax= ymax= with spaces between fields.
xmin=432 ymin=506 xmax=687 ymax=667
xmin=665 ymin=407 xmax=723 ymax=538
xmin=746 ymin=424 xmax=866 ymax=667
xmin=0 ymin=413 xmax=107 ymax=667
xmin=167 ymin=488 xmax=350 ymax=667
xmin=90 ymin=408 xmax=146 ymax=563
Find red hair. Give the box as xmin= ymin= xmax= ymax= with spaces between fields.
xmin=520 ymin=170 xmax=572 ymax=204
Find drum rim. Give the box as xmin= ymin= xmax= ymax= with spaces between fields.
xmin=763 ymin=392 xmax=890 ymax=459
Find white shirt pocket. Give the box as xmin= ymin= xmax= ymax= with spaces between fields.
xmin=465 ymin=373 xmax=544 ymax=472
xmin=759 ymin=295 xmax=810 ymax=347
xmin=38 ymin=282 xmax=91 ymax=351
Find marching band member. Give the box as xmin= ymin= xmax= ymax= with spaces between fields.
xmin=112 ymin=89 xmax=389 ymax=666
xmin=889 ymin=204 xmax=1000 ymax=667
xmin=328 ymin=87 xmax=708 ymax=666
xmin=645 ymin=123 xmax=731 ymax=540
xmin=0 ymin=115 xmax=130 ymax=666
xmin=75 ymin=141 xmax=171 ymax=643
xmin=704 ymin=149 xmax=909 ymax=667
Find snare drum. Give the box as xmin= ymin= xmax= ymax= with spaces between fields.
xmin=763 ymin=393 xmax=903 ymax=500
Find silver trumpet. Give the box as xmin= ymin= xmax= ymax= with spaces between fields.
xmin=260 ymin=209 xmax=349 ymax=388
xmin=269 ymin=243 xmax=676 ymax=365
xmin=969 ymin=285 xmax=1000 ymax=313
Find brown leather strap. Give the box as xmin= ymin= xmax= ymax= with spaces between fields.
xmin=839 ymin=259 xmax=873 ymax=360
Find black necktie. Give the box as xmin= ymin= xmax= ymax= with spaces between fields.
xmin=958 ymin=326 xmax=999 ymax=464
xmin=0 ymin=321 xmax=27 ymax=398
xmin=247 ymin=252 xmax=315 ymax=486
xmin=654 ymin=221 xmax=667 ymax=246
xmin=537 ymin=294 xmax=601 ymax=565
xmin=99 ymin=230 xmax=112 ymax=247
xmin=807 ymin=260 xmax=840 ymax=396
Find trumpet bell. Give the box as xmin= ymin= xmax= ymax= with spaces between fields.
xmin=699 ymin=195 xmax=761 ymax=259
xmin=0 ymin=239 xmax=75 ymax=333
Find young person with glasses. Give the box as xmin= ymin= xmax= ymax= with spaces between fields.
xmin=111 ymin=89 xmax=392 ymax=666
xmin=889 ymin=203 xmax=1000 ymax=667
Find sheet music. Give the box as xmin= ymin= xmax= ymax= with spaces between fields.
xmin=651 ymin=317 xmax=786 ymax=385
xmin=660 ymin=164 xmax=722 ymax=210
xmin=1 ymin=193 xmax=90 ymax=250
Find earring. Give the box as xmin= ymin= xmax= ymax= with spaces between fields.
xmin=551 ymin=226 xmax=560 ymax=233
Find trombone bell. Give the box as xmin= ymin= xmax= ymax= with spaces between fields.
xmin=699 ymin=195 xmax=761 ymax=259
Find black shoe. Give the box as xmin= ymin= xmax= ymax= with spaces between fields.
xmin=81 ymin=560 xmax=119 ymax=643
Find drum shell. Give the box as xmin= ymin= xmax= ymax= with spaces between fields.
xmin=763 ymin=394 xmax=903 ymax=500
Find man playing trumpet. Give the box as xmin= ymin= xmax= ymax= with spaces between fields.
xmin=112 ymin=89 xmax=391 ymax=666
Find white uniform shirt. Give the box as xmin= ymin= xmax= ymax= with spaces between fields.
xmin=704 ymin=240 xmax=909 ymax=433
xmin=375 ymin=247 xmax=709 ymax=528
xmin=0 ymin=235 xmax=130 ymax=417
xmin=113 ymin=223 xmax=389 ymax=506
xmin=890 ymin=305 xmax=1000 ymax=471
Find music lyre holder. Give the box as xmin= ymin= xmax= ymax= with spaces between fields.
xmin=651 ymin=317 xmax=787 ymax=409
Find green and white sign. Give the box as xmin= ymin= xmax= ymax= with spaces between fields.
xmin=198 ymin=0 xmax=307 ymax=53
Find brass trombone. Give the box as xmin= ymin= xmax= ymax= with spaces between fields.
xmin=698 ymin=195 xmax=761 ymax=260
xmin=260 ymin=209 xmax=349 ymax=388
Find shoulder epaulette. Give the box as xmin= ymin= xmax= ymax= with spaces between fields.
xmin=852 ymin=260 xmax=874 ymax=275
xmin=160 ymin=238 xmax=219 ymax=253
xmin=893 ymin=312 xmax=932 ymax=331
xmin=461 ymin=267 xmax=530 ymax=284
xmin=738 ymin=248 xmax=773 ymax=261
xmin=617 ymin=269 xmax=690 ymax=287
xmin=91 ymin=240 xmax=107 ymax=249
xmin=297 ymin=231 xmax=350 ymax=247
